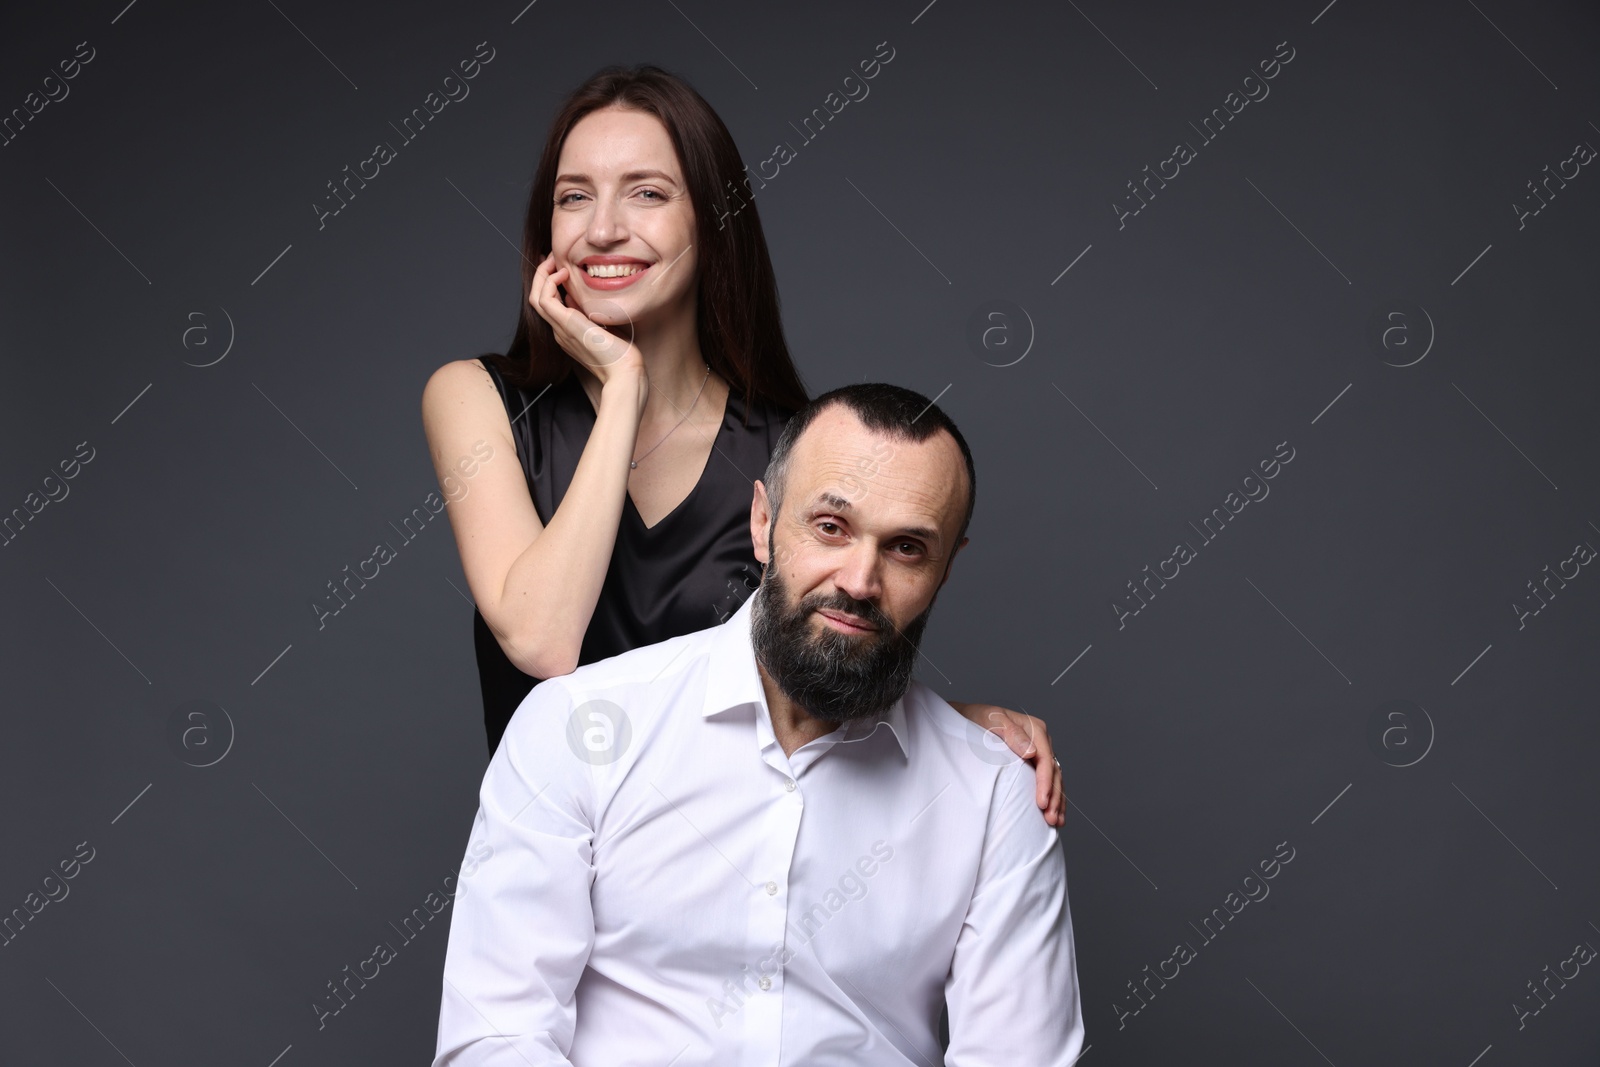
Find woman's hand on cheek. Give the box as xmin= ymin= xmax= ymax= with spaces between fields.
xmin=528 ymin=252 xmax=646 ymax=387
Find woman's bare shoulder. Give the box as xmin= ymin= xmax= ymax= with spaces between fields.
xmin=423 ymin=356 xmax=497 ymax=402
xmin=422 ymin=357 xmax=507 ymax=431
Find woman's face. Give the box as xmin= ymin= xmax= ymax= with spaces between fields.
xmin=550 ymin=106 xmax=698 ymax=330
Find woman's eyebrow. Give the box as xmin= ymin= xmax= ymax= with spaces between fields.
xmin=554 ymin=169 xmax=679 ymax=185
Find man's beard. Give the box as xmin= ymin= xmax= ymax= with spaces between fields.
xmin=748 ymin=558 xmax=933 ymax=724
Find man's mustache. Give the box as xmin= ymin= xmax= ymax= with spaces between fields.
xmin=798 ymin=593 xmax=893 ymax=634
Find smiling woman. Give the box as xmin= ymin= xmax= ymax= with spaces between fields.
xmin=419 ymin=64 xmax=1062 ymax=822
xmin=421 ymin=66 xmax=809 ymax=757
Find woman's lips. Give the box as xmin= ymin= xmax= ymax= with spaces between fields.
xmin=577 ymin=263 xmax=651 ymax=290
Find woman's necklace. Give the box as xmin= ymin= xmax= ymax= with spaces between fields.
xmin=631 ymin=362 xmax=712 ymax=469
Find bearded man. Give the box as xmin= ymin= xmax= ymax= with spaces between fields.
xmin=432 ymin=382 xmax=1084 ymax=1067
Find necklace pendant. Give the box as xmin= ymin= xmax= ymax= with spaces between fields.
xmin=630 ymin=461 xmax=638 ymax=469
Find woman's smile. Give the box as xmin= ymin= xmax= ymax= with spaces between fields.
xmin=576 ymin=255 xmax=653 ymax=290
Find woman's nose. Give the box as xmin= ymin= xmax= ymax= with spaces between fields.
xmin=586 ymin=194 xmax=627 ymax=244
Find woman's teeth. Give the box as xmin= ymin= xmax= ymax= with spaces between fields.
xmin=585 ymin=263 xmax=646 ymax=277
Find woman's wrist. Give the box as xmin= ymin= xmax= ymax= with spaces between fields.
xmin=598 ymin=363 xmax=649 ymax=415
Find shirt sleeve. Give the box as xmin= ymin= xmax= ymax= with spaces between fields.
xmin=943 ymin=758 xmax=1084 ymax=1066
xmin=432 ymin=678 xmax=596 ymax=1067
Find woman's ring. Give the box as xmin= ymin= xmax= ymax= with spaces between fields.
xmin=1052 ymin=757 xmax=1060 ymax=768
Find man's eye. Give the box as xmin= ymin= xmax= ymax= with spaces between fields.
xmin=818 ymin=522 xmax=841 ymax=536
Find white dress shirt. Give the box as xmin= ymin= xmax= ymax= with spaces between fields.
xmin=432 ymin=590 xmax=1083 ymax=1066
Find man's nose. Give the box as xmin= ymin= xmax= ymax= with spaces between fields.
xmin=831 ymin=541 xmax=884 ymax=606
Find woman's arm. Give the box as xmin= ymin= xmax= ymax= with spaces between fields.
xmin=421 ymin=254 xmax=654 ymax=679
xmin=422 ymin=356 xmax=645 ymax=678
xmin=949 ymin=701 xmax=1065 ymax=827
xmin=423 ymin=252 xmax=656 ymax=679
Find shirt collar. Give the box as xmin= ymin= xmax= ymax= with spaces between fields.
xmin=704 ymin=587 xmax=910 ymax=759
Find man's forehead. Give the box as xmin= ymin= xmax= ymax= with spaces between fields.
xmin=787 ymin=407 xmax=966 ymax=534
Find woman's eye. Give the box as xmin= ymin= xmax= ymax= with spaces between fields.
xmin=556 ymin=191 xmax=584 ymax=205
xmin=638 ymin=189 xmax=666 ymax=201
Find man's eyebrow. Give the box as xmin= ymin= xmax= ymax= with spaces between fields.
xmin=810 ymin=493 xmax=941 ymax=545
xmin=553 ymin=169 xmax=679 ymax=186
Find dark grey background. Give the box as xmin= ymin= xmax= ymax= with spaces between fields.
xmin=3 ymin=0 xmax=1597 ymax=1063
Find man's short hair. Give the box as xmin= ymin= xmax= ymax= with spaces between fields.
xmin=762 ymin=382 xmax=977 ymax=548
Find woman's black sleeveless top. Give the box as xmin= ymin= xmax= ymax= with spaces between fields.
xmin=472 ymin=357 xmax=793 ymax=754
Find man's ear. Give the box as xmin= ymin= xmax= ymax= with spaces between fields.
xmin=751 ymin=480 xmax=772 ymax=565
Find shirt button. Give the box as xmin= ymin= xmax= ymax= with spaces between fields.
xmin=765 ymin=881 xmax=778 ymax=895
xmin=784 ymin=779 xmax=797 ymax=792
xmin=758 ymin=976 xmax=772 ymax=991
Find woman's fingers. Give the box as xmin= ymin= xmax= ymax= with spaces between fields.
xmin=1024 ymin=715 xmax=1054 ymax=802
xmin=1018 ymin=720 xmax=1065 ymax=828
xmin=533 ymin=255 xmax=565 ymax=320
xmin=1021 ymin=715 xmax=1066 ymax=827
xmin=1049 ymin=759 xmax=1066 ymax=827
xmin=530 ymin=254 xmax=568 ymax=316
xmin=528 ymin=253 xmax=552 ymax=316
xmin=992 ymin=709 xmax=1035 ymax=756
xmin=992 ymin=708 xmax=1064 ymax=827
xmin=529 ymin=256 xmax=590 ymax=353
xmin=1030 ymin=747 xmax=1052 ymax=811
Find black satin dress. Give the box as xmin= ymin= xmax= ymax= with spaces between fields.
xmin=472 ymin=356 xmax=793 ymax=754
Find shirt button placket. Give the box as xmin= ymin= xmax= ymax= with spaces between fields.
xmin=750 ymin=770 xmax=798 ymax=1049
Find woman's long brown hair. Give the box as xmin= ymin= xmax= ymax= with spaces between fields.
xmin=481 ymin=64 xmax=810 ymax=423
